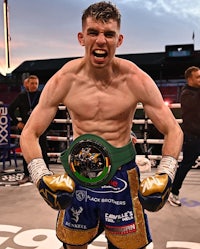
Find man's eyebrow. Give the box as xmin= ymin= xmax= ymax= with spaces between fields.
xmin=87 ymin=28 xmax=97 ymax=32
xmin=104 ymin=30 xmax=116 ymax=34
xmin=87 ymin=28 xmax=116 ymax=34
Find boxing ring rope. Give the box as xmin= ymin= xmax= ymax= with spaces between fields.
xmin=10 ymin=103 xmax=200 ymax=166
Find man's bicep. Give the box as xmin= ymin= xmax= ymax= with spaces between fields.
xmin=27 ymin=104 xmax=57 ymax=136
xmin=145 ymin=103 xmax=174 ymax=135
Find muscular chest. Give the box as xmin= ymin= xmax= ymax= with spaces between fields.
xmin=66 ymin=83 xmax=134 ymax=120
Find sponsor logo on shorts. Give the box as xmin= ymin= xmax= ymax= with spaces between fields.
xmin=85 ymin=177 xmax=128 ymax=194
xmin=105 ymin=211 xmax=134 ymax=223
xmin=75 ymin=190 xmax=126 ymax=205
xmin=65 ymin=221 xmax=87 ymax=230
xmin=100 ymin=198 xmax=126 ymax=205
xmin=106 ymin=223 xmax=136 ymax=234
xmin=76 ymin=190 xmax=87 ymax=201
xmin=71 ymin=207 xmax=83 ymax=223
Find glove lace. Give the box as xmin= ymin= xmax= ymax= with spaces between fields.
xmin=28 ymin=158 xmax=53 ymax=184
xmin=156 ymin=155 xmax=177 ymax=182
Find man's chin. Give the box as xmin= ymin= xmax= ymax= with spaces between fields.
xmin=92 ymin=60 xmax=108 ymax=69
xmin=92 ymin=55 xmax=108 ymax=65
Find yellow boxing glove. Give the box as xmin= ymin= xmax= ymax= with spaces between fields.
xmin=139 ymin=156 xmax=177 ymax=212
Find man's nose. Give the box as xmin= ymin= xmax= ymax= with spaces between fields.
xmin=96 ymin=33 xmax=106 ymax=44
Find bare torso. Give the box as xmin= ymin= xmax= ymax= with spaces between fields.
xmin=49 ymin=57 xmax=140 ymax=147
xmin=24 ymin=56 xmax=180 ymax=158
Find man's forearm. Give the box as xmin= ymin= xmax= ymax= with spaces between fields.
xmin=162 ymin=128 xmax=183 ymax=159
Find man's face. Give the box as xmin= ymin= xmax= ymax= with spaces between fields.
xmin=78 ymin=17 xmax=123 ymax=68
xmin=188 ymin=70 xmax=200 ymax=88
xmin=28 ymin=79 xmax=39 ymax=92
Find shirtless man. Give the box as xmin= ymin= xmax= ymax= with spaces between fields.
xmin=20 ymin=2 xmax=183 ymax=249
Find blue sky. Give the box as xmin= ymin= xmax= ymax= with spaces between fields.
xmin=0 ymin=0 xmax=200 ymax=75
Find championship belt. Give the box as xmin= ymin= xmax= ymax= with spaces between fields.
xmin=60 ymin=134 xmax=136 ymax=188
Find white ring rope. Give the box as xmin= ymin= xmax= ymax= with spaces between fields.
xmin=45 ymin=118 xmax=184 ymax=125
xmin=11 ymin=102 xmax=200 ymax=165
xmin=10 ymin=134 xmax=165 ymax=144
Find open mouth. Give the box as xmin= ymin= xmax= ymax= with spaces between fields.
xmin=93 ymin=49 xmax=108 ymax=58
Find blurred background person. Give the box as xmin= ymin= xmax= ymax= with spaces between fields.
xmin=168 ymin=66 xmax=200 ymax=206
xmin=8 ymin=75 xmax=49 ymax=184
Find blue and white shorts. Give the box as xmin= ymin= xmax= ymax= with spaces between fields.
xmin=56 ymin=160 xmax=152 ymax=248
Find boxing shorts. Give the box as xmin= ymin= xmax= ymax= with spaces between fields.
xmin=57 ymin=136 xmax=152 ymax=248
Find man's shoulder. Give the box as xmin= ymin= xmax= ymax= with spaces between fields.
xmin=61 ymin=58 xmax=82 ymax=71
xmin=115 ymin=57 xmax=141 ymax=75
xmin=14 ymin=91 xmax=27 ymax=100
xmin=181 ymin=84 xmax=199 ymax=94
xmin=55 ymin=58 xmax=83 ymax=79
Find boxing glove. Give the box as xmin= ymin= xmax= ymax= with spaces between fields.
xmin=28 ymin=158 xmax=75 ymax=210
xmin=138 ymin=156 xmax=177 ymax=212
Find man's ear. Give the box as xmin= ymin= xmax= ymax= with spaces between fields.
xmin=78 ymin=32 xmax=85 ymax=46
xmin=117 ymin=34 xmax=123 ymax=48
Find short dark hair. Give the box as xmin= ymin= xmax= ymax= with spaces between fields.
xmin=82 ymin=1 xmax=121 ymax=28
xmin=184 ymin=66 xmax=200 ymax=79
xmin=28 ymin=75 xmax=39 ymax=81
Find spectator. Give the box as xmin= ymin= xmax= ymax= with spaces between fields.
xmin=168 ymin=66 xmax=200 ymax=206
xmin=8 ymin=75 xmax=49 ymax=184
